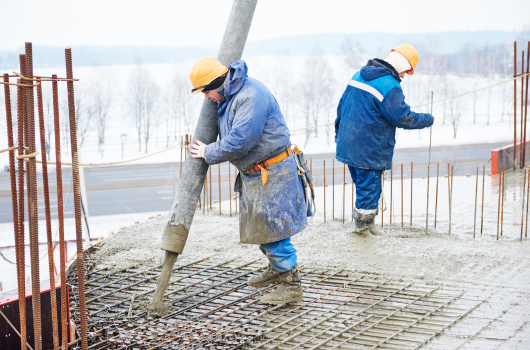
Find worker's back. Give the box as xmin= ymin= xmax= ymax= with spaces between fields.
xmin=335 ymin=59 xmax=432 ymax=171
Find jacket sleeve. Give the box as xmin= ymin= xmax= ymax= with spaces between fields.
xmin=204 ymin=93 xmax=268 ymax=165
xmin=335 ymin=97 xmax=342 ymax=143
xmin=379 ymin=87 xmax=434 ymax=130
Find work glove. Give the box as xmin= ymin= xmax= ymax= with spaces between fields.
xmin=189 ymin=139 xmax=207 ymax=159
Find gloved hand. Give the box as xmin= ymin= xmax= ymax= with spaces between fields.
xmin=189 ymin=139 xmax=207 ymax=159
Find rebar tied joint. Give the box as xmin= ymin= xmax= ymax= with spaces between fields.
xmin=160 ymin=224 xmax=189 ymax=254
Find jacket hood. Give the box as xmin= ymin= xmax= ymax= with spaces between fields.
xmin=223 ymin=60 xmax=248 ymax=100
xmin=360 ymin=59 xmax=401 ymax=82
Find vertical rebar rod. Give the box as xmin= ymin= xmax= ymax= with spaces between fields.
xmin=474 ymin=167 xmax=478 ymax=239
xmin=514 ymin=41 xmax=518 ymax=168
xmin=426 ymin=91 xmax=433 ymax=233
xmin=323 ymin=160 xmax=326 ymax=223
xmin=501 ymin=165 xmax=505 ymax=236
xmin=390 ymin=166 xmax=393 ymax=225
xmin=497 ymin=166 xmax=501 ymax=240
xmin=203 ymin=176 xmax=207 ymax=215
xmin=4 ymin=73 xmax=25 ymax=350
xmin=451 ymin=165 xmax=453 ymax=231
xmin=522 ymin=41 xmax=530 ymax=167
xmin=180 ymin=135 xmax=183 ymax=178
xmin=234 ymin=165 xmax=239 ymax=213
xmin=36 ymin=77 xmax=59 ymax=350
xmin=25 ymin=43 xmax=43 ymax=350
xmin=410 ymin=162 xmax=413 ymax=226
xmin=435 ymin=163 xmax=439 ymax=229
xmin=218 ymin=163 xmax=221 ymax=214
xmin=481 ymin=164 xmax=485 ymax=234
xmin=333 ymin=159 xmax=335 ymax=220
xmin=526 ymin=168 xmax=530 ymax=238
xmin=228 ymin=162 xmax=232 ymax=217
xmin=521 ymin=51 xmax=525 ymax=168
xmin=209 ymin=164 xmax=212 ymax=210
xmin=448 ymin=163 xmax=451 ymax=234
xmin=65 ymin=47 xmax=88 ymax=350
xmin=426 ymin=165 xmax=429 ymax=233
xmin=522 ymin=169 xmax=527 ymax=240
xmin=351 ymin=174 xmax=355 ymax=221
xmin=343 ymin=164 xmax=345 ymax=224
xmin=52 ymin=74 xmax=68 ymax=350
xmin=15 ymin=72 xmax=27 ymax=350
xmin=381 ymin=172 xmax=384 ymax=227
xmin=401 ymin=163 xmax=403 ymax=227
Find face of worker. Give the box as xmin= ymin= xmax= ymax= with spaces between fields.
xmin=399 ymin=71 xmax=407 ymax=79
xmin=203 ymin=89 xmax=223 ymax=103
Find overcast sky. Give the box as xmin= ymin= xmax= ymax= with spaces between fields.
xmin=2 ymin=0 xmax=529 ymax=51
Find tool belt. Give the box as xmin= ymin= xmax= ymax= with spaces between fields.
xmin=244 ymin=148 xmax=292 ymax=186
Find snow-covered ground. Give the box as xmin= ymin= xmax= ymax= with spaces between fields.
xmin=0 ymin=55 xmax=521 ymax=170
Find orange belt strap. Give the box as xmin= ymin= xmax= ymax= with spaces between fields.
xmin=248 ymin=148 xmax=292 ymax=185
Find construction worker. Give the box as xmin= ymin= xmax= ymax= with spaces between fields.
xmin=335 ymin=44 xmax=434 ymax=235
xmin=188 ymin=57 xmax=311 ymax=305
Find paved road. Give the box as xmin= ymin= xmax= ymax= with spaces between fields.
xmin=0 ymin=142 xmax=505 ymax=224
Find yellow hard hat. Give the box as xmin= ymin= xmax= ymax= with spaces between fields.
xmin=391 ymin=44 xmax=418 ymax=75
xmin=189 ymin=57 xmax=228 ymax=94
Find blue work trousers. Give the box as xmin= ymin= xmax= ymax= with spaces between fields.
xmin=348 ymin=166 xmax=383 ymax=210
xmin=259 ymin=238 xmax=297 ymax=273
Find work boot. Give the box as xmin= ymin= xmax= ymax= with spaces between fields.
xmin=260 ymin=266 xmax=303 ymax=305
xmin=352 ymin=208 xmax=378 ymax=236
xmin=352 ymin=227 xmax=371 ymax=235
xmin=247 ymin=264 xmax=283 ymax=288
xmin=368 ymin=222 xmax=384 ymax=236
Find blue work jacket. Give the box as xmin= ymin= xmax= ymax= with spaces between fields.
xmin=335 ymin=59 xmax=434 ymax=170
xmin=204 ymin=60 xmax=290 ymax=171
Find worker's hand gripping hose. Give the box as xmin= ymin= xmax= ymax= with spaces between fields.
xmin=190 ymin=139 xmax=207 ymax=159
xmin=292 ymin=146 xmax=316 ymax=218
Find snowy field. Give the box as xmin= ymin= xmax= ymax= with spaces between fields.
xmin=0 ymin=54 xmax=522 ymax=170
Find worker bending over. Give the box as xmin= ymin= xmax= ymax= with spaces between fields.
xmin=335 ymin=44 xmax=434 ymax=235
xmin=188 ymin=57 xmax=311 ymax=304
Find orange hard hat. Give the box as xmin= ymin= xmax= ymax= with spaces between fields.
xmin=189 ymin=57 xmax=228 ymax=94
xmin=391 ymin=44 xmax=418 ymax=75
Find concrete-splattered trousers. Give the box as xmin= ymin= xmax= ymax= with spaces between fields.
xmin=236 ymin=154 xmax=312 ymax=273
xmin=348 ymin=166 xmax=383 ymax=231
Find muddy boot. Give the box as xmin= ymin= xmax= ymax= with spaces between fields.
xmin=352 ymin=208 xmax=377 ymax=236
xmin=369 ymin=222 xmax=384 ymax=236
xmin=247 ymin=264 xmax=283 ymax=288
xmin=260 ymin=266 xmax=303 ymax=305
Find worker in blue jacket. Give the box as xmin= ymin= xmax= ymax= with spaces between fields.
xmin=335 ymin=44 xmax=434 ymax=235
xmin=188 ymin=57 xmax=311 ymax=305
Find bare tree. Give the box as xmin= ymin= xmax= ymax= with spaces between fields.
xmin=482 ymin=45 xmax=499 ymax=126
xmin=87 ymin=67 xmax=113 ymax=157
xmin=297 ymin=49 xmax=336 ymax=147
xmin=171 ymin=69 xmax=193 ymax=140
xmin=463 ymin=44 xmax=482 ymax=123
xmin=447 ymin=91 xmax=463 ymax=138
xmin=42 ymin=86 xmax=54 ymax=158
xmin=126 ymin=62 xmax=159 ymax=153
xmin=60 ymin=85 xmax=91 ymax=149
xmin=340 ymin=35 xmax=365 ymax=71
xmin=272 ymin=56 xmax=295 ymax=126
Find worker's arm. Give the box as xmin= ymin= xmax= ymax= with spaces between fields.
xmin=204 ymin=94 xmax=268 ymax=164
xmin=379 ymin=87 xmax=433 ymax=129
xmin=334 ymin=97 xmax=343 ymax=143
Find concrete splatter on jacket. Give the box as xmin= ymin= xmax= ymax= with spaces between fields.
xmin=335 ymin=59 xmax=434 ymax=170
xmin=204 ymin=60 xmax=290 ymax=171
